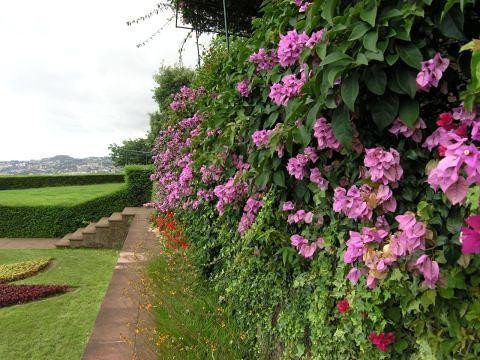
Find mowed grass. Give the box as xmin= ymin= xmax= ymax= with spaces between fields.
xmin=0 ymin=183 xmax=124 ymax=206
xmin=147 ymin=251 xmax=248 ymax=359
xmin=0 ymin=249 xmax=118 ymax=360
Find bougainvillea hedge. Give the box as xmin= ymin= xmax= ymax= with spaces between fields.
xmin=0 ymin=284 xmax=70 ymax=308
xmin=0 ymin=258 xmax=52 ymax=283
xmin=150 ymin=0 xmax=480 ymax=358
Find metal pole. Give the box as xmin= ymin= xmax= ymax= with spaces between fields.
xmin=222 ymin=0 xmax=229 ymax=51
xmin=195 ymin=30 xmax=201 ymax=68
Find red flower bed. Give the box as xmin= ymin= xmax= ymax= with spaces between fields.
xmin=153 ymin=212 xmax=188 ymax=251
xmin=0 ymin=284 xmax=70 ymax=308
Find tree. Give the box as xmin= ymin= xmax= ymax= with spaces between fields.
xmin=108 ymin=138 xmax=151 ymax=167
xmin=153 ymin=65 xmax=195 ymax=107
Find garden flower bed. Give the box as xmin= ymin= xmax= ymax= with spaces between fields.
xmin=0 ymin=284 xmax=70 ymax=308
xmin=0 ymin=257 xmax=52 ymax=283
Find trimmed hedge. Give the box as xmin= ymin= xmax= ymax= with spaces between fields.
xmin=0 ymin=166 xmax=153 ymax=237
xmin=0 ymin=173 xmax=124 ymax=190
xmin=124 ymin=165 xmax=155 ymax=205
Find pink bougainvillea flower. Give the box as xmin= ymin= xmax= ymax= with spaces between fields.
xmin=286 ymin=154 xmax=309 ymax=180
xmin=269 ymin=73 xmax=305 ymax=106
xmin=306 ymin=29 xmax=326 ymax=48
xmin=236 ymin=79 xmax=250 ymax=97
xmin=337 ymin=299 xmax=349 ymax=314
xmin=389 ymin=118 xmax=426 ymax=143
xmin=310 ymin=168 xmax=329 ymax=190
xmin=415 ymin=255 xmax=440 ymax=288
xmin=416 ymin=53 xmax=449 ymax=92
xmin=460 ymin=215 xmax=480 ymax=254
xmin=282 ymin=201 xmax=295 ymax=212
xmin=369 ymin=332 xmax=395 ymax=352
xmin=251 ymin=129 xmax=272 ymax=148
xmin=364 ymin=147 xmax=403 ymax=185
xmin=249 ymin=48 xmax=278 ymax=71
xmin=346 ymin=267 xmax=363 ymax=284
xmin=313 ymin=117 xmax=342 ymax=151
xmin=333 ymin=186 xmax=372 ymax=220
xmin=277 ymin=29 xmax=309 ymax=67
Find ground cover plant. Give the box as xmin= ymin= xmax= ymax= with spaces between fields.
xmin=147 ymin=213 xmax=248 ymax=359
xmin=0 ymin=249 xmax=117 ymax=360
xmin=149 ymin=0 xmax=480 ymax=358
xmin=0 ymin=257 xmax=52 ymax=283
xmin=0 ymin=183 xmax=124 ymax=207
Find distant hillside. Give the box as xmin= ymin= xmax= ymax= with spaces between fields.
xmin=0 ymin=155 xmax=120 ymax=175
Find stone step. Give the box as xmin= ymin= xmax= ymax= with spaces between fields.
xmin=108 ymin=212 xmax=124 ymax=223
xmin=95 ymin=217 xmax=110 ymax=228
xmin=69 ymin=227 xmax=85 ymax=248
xmin=55 ymin=233 xmax=72 ymax=248
xmin=82 ymin=223 xmax=97 ymax=235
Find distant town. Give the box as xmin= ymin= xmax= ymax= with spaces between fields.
xmin=0 ymin=155 xmax=120 ymax=175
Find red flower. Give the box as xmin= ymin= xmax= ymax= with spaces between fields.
xmin=436 ymin=112 xmax=454 ymax=129
xmin=337 ymin=299 xmax=349 ymax=314
xmin=438 ymin=145 xmax=447 ymax=157
xmin=455 ymin=123 xmax=468 ymax=137
xmin=369 ymin=332 xmax=395 ymax=352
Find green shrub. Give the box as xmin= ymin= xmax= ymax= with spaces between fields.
xmin=0 ymin=173 xmax=124 ymax=190
xmin=124 ymin=165 xmax=154 ymax=205
xmin=151 ymin=0 xmax=480 ymax=358
xmin=0 ymin=167 xmax=153 ymax=237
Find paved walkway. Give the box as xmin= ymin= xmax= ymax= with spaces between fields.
xmin=0 ymin=238 xmax=58 ymax=249
xmin=82 ymin=207 xmax=157 ymax=360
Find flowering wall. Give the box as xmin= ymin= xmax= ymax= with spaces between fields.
xmin=151 ymin=0 xmax=480 ymax=358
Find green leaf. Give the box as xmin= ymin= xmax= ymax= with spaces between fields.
xmin=371 ymin=93 xmax=399 ymax=130
xmin=438 ymin=6 xmax=466 ymax=41
xmin=348 ymin=22 xmax=370 ymax=41
xmin=341 ymin=72 xmax=359 ymax=111
xmin=396 ymin=43 xmax=423 ymax=70
xmin=285 ymin=97 xmax=303 ymax=122
xmin=321 ymin=52 xmax=352 ymax=66
xmin=321 ymin=0 xmax=339 ymax=24
xmin=306 ymin=101 xmax=321 ymax=129
xmin=273 ymin=170 xmax=285 ymax=187
xmin=364 ymin=66 xmax=387 ymax=95
xmin=420 ymin=289 xmax=436 ymax=310
xmin=360 ymin=0 xmax=377 ymax=27
xmin=255 ymin=170 xmax=271 ymax=187
xmin=356 ymin=52 xmax=368 ymax=66
xmin=399 ymin=98 xmax=419 ymax=127
xmin=395 ymin=67 xmax=417 ymax=98
xmin=385 ymin=53 xmax=399 ymax=66
xmin=363 ymin=31 xmax=378 ymax=52
xmin=331 ymin=104 xmax=352 ymax=150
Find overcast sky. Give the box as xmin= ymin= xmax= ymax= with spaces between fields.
xmin=0 ymin=0 xmax=205 ymax=161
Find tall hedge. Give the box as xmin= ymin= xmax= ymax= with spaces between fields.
xmin=0 ymin=166 xmax=153 ymax=237
xmin=0 ymin=173 xmax=124 ymax=190
xmin=150 ymin=0 xmax=480 ymax=358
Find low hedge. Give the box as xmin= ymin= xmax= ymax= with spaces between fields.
xmin=0 ymin=173 xmax=124 ymax=190
xmin=0 ymin=166 xmax=153 ymax=237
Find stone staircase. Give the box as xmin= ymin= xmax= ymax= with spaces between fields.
xmin=55 ymin=207 xmax=143 ymax=249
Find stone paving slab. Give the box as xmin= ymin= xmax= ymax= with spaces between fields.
xmin=0 ymin=238 xmax=58 ymax=249
xmin=82 ymin=207 xmax=157 ymax=360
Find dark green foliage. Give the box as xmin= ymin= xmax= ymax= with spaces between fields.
xmin=108 ymin=137 xmax=152 ymax=167
xmin=124 ymin=165 xmax=154 ymax=205
xmin=176 ymin=0 xmax=261 ymax=35
xmin=0 ymin=173 xmax=124 ymax=190
xmin=0 ymin=167 xmax=153 ymax=237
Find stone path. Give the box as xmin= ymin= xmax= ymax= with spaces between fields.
xmin=0 ymin=238 xmax=58 ymax=249
xmin=82 ymin=207 xmax=157 ymax=360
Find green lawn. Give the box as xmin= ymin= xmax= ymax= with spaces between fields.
xmin=0 ymin=183 xmax=124 ymax=206
xmin=0 ymin=249 xmax=118 ymax=360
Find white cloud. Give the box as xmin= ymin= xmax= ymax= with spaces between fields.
xmin=0 ymin=0 xmax=208 ymax=160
